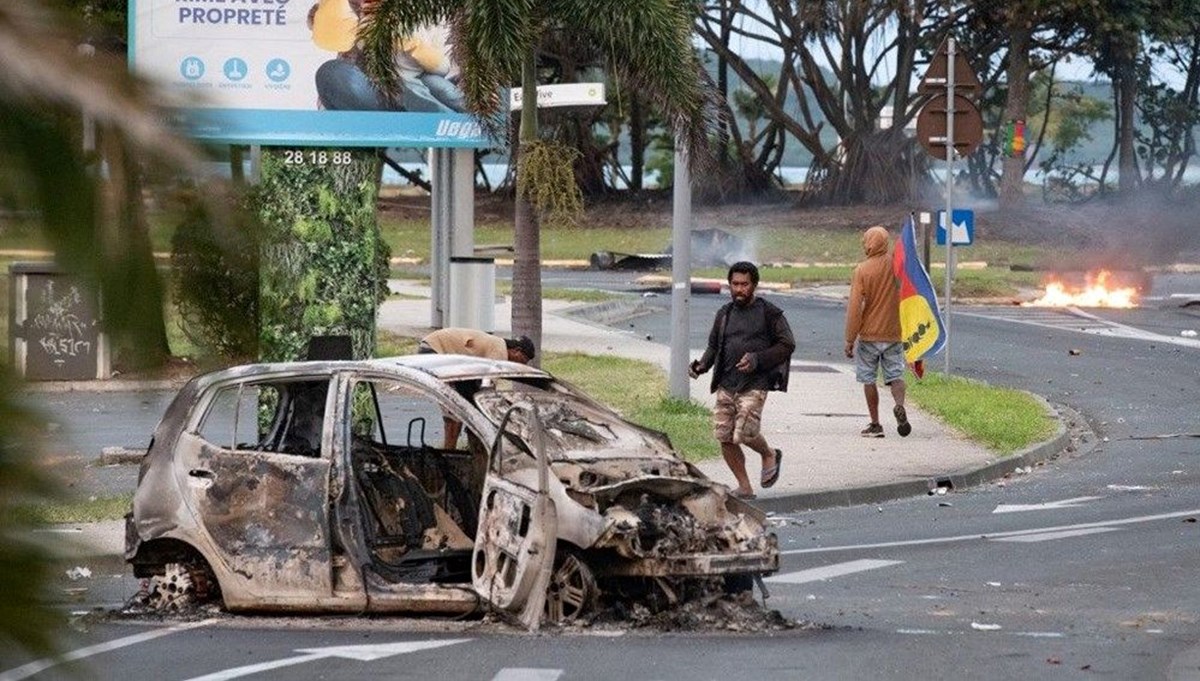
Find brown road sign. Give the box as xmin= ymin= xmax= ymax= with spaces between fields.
xmin=916 ymin=94 xmax=984 ymax=159
xmin=917 ymin=39 xmax=981 ymax=96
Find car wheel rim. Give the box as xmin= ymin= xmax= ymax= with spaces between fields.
xmin=544 ymin=553 xmax=596 ymax=623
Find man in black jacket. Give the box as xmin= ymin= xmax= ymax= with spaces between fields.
xmin=689 ymin=261 xmax=795 ymax=499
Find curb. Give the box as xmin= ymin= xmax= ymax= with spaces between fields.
xmin=99 ymin=447 xmax=146 ymax=466
xmin=560 ymin=298 xmax=661 ymax=326
xmin=21 ymin=378 xmax=187 ymax=393
xmin=754 ymin=397 xmax=1076 ymax=514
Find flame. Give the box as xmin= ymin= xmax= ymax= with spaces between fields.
xmin=1024 ymin=270 xmax=1139 ymax=308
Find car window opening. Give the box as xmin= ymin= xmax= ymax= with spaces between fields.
xmin=348 ymin=378 xmax=487 ymax=585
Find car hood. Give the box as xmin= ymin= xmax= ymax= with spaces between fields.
xmin=473 ymin=390 xmax=678 ymax=462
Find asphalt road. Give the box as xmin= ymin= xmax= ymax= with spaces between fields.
xmin=8 ymin=272 xmax=1200 ymax=680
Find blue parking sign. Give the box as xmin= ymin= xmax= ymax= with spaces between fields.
xmin=936 ymin=209 xmax=974 ymax=245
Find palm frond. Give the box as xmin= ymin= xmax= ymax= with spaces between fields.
xmin=0 ymin=1 xmax=200 ymax=173
xmin=455 ymin=0 xmax=539 ymax=118
xmin=0 ymin=366 xmax=61 ymax=656
xmin=359 ymin=0 xmax=460 ymax=101
xmin=554 ymin=0 xmax=718 ymax=159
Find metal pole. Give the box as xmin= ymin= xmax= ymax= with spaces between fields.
xmin=669 ymin=136 xmax=692 ymax=400
xmin=943 ymin=38 xmax=956 ymax=376
xmin=430 ymin=148 xmax=447 ymax=328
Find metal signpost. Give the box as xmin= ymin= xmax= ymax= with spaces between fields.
xmin=669 ymin=137 xmax=691 ymax=400
xmin=915 ymin=38 xmax=982 ymax=375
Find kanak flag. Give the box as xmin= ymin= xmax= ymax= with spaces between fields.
xmin=892 ymin=216 xmax=945 ymax=376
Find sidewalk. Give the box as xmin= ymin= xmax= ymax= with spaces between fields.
xmin=379 ymin=283 xmax=1068 ymax=513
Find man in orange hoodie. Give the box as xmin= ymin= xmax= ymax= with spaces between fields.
xmin=844 ymin=226 xmax=911 ymax=438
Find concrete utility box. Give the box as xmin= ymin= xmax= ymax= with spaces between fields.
xmin=8 ymin=262 xmax=110 ymax=381
xmin=447 ymin=256 xmax=495 ymax=332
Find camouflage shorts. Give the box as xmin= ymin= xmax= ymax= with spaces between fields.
xmin=713 ymin=388 xmax=768 ymax=444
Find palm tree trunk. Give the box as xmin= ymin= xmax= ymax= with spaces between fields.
xmin=512 ymin=50 xmax=542 ymax=364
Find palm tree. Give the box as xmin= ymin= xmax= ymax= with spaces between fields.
xmin=0 ymin=0 xmax=207 ymax=654
xmin=359 ymin=0 xmax=712 ymax=355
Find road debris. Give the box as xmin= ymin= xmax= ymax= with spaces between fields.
xmin=65 ymin=566 xmax=93 ymax=581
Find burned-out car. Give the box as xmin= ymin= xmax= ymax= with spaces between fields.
xmin=126 ymin=354 xmax=778 ymax=628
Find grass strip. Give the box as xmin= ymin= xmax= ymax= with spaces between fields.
xmin=11 ymin=493 xmax=134 ymax=525
xmin=543 ymin=352 xmax=718 ymax=461
xmin=907 ymin=371 xmax=1056 ymax=454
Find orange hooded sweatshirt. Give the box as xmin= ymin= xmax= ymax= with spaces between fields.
xmin=845 ymin=226 xmax=901 ymax=344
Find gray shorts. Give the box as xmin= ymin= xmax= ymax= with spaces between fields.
xmin=854 ymin=341 xmax=905 ymax=384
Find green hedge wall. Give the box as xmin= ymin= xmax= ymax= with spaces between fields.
xmin=254 ymin=149 xmax=390 ymax=362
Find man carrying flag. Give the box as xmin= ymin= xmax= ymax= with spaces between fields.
xmin=892 ymin=215 xmax=946 ymax=378
xmin=845 ymin=225 xmax=912 ymax=438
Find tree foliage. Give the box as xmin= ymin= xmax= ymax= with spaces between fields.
xmin=360 ymin=0 xmax=709 ymax=356
xmin=171 ymin=187 xmax=262 ymax=362
xmin=0 ymin=0 xmax=215 ymax=657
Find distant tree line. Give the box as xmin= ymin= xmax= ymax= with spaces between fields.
xmin=60 ymin=0 xmax=1200 ymax=210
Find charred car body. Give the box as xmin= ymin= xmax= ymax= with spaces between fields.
xmin=126 ymin=354 xmax=778 ymax=628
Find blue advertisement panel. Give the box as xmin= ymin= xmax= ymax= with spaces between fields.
xmin=129 ymin=0 xmax=488 ymax=148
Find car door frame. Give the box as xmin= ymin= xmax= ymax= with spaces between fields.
xmin=471 ymin=402 xmax=558 ymax=631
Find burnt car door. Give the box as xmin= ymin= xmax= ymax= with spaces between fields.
xmin=182 ymin=376 xmax=334 ymax=602
xmin=472 ymin=403 xmax=558 ymax=631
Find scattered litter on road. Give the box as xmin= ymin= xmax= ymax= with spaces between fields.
xmin=65 ymin=566 xmax=92 ymax=581
xmin=1182 ymin=330 xmax=1197 ymax=337
xmin=970 ymin=622 xmax=1002 ymax=631
xmin=1068 ymin=349 xmax=1082 ymax=356
xmin=938 ymin=502 xmax=952 ymax=507
xmin=986 ymin=582 xmax=1001 ymax=587
xmin=1183 ymin=517 xmax=1196 ymax=523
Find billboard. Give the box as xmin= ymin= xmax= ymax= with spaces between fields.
xmin=129 ymin=0 xmax=488 ymax=147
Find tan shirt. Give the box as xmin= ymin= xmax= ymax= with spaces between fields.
xmin=421 ymin=328 xmax=507 ymax=360
xmin=845 ymin=226 xmax=901 ymax=344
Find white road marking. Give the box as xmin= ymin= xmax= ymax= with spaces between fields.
xmin=765 ymin=558 xmax=903 ymax=584
xmin=780 ymin=508 xmax=1200 ymax=556
xmin=896 ymin=629 xmax=939 ymax=635
xmin=993 ymin=496 xmax=1102 ymax=514
xmin=898 ymin=629 xmax=1066 ymax=638
xmin=992 ymin=527 xmax=1119 ymax=543
xmin=0 ymin=619 xmax=215 ymax=681
xmin=491 ymin=669 xmax=565 ymax=681
xmin=958 ymin=306 xmax=1200 ymax=349
xmin=182 ymin=639 xmax=471 ymax=681
xmin=1014 ymin=632 xmax=1067 ymax=638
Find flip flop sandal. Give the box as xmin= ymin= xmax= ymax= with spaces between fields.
xmin=761 ymin=448 xmax=783 ymax=488
xmin=731 ymin=489 xmax=757 ymax=500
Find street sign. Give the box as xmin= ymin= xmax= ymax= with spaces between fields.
xmin=936 ymin=209 xmax=974 ymax=245
xmin=917 ymin=39 xmax=981 ymax=95
xmin=509 ymin=83 xmax=606 ymax=111
xmin=916 ymin=94 xmax=984 ymax=159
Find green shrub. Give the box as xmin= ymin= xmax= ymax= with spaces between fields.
xmin=170 ymin=188 xmax=260 ymax=361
